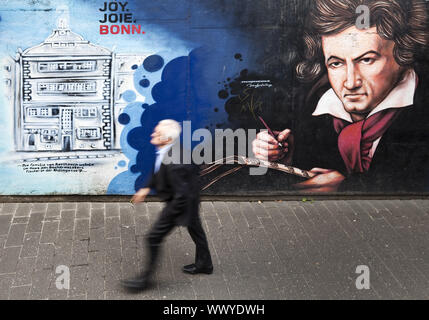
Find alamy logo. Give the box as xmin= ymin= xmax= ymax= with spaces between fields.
xmin=356 ymin=5 xmax=370 ymax=30
xmin=355 ymin=265 xmax=370 ymax=290
xmin=55 ymin=265 xmax=70 ymax=290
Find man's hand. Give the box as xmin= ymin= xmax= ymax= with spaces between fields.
xmin=293 ymin=168 xmax=345 ymax=193
xmin=131 ymin=187 xmax=150 ymax=204
xmin=252 ymin=129 xmax=294 ymax=164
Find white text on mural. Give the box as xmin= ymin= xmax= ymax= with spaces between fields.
xmin=20 ymin=163 xmax=95 ymax=174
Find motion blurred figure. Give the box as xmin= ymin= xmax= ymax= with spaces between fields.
xmin=121 ymin=119 xmax=213 ymax=291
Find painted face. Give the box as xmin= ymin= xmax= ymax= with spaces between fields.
xmin=150 ymin=124 xmax=171 ymax=147
xmin=322 ymin=26 xmax=404 ymax=122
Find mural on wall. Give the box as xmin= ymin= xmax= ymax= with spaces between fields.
xmin=9 ymin=20 xmax=119 ymax=153
xmin=199 ymin=0 xmax=429 ymax=195
xmin=240 ymin=0 xmax=429 ymax=195
xmin=0 ymin=0 xmax=252 ymax=195
xmin=0 ymin=0 xmax=428 ymax=195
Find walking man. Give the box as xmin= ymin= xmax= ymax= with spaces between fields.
xmin=121 ymin=119 xmax=213 ymax=290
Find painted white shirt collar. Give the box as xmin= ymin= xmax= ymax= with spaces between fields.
xmin=312 ymin=69 xmax=418 ymax=122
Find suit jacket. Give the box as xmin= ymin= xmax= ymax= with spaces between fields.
xmin=147 ymin=144 xmax=200 ymax=226
xmin=293 ymin=70 xmax=429 ymax=193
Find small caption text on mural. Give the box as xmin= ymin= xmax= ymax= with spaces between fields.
xmin=20 ymin=163 xmax=95 ymax=174
xmin=99 ymin=1 xmax=145 ymax=35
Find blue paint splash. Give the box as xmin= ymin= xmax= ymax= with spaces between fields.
xmin=122 ymin=90 xmax=136 ymax=102
xmin=107 ymin=47 xmax=244 ymax=194
xmin=118 ymin=113 xmax=130 ymax=125
xmin=139 ymin=79 xmax=150 ymax=88
xmin=143 ymin=55 xmax=164 ymax=72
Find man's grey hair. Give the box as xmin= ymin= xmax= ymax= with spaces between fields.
xmin=158 ymin=119 xmax=182 ymax=142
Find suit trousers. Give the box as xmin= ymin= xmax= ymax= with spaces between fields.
xmin=144 ymin=208 xmax=213 ymax=277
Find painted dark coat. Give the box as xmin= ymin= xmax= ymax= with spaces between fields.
xmin=294 ymin=71 xmax=429 ymax=193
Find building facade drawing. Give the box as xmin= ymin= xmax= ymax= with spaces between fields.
xmin=4 ymin=19 xmax=141 ymax=153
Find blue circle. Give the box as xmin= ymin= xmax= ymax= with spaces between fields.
xmin=143 ymin=55 xmax=164 ymax=72
xmin=131 ymin=64 xmax=138 ymax=70
xmin=139 ymin=79 xmax=150 ymax=88
xmin=122 ymin=90 xmax=136 ymax=102
xmin=118 ymin=160 xmax=126 ymax=167
xmin=118 ymin=113 xmax=130 ymax=125
xmin=142 ymin=103 xmax=149 ymax=109
xmin=130 ymin=165 xmax=139 ymax=173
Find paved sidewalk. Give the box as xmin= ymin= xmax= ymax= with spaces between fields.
xmin=0 ymin=200 xmax=428 ymax=300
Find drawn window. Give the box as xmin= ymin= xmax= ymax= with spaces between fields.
xmin=38 ymin=61 xmax=96 ymax=73
xmin=40 ymin=129 xmax=58 ymax=143
xmin=39 ymin=64 xmax=48 ymax=72
xmin=37 ymin=81 xmax=96 ymax=94
xmin=75 ymin=107 xmax=97 ymax=118
xmin=77 ymin=127 xmax=101 ymax=140
xmin=28 ymin=134 xmax=35 ymax=146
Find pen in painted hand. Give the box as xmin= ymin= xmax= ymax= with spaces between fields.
xmin=258 ymin=116 xmax=283 ymax=148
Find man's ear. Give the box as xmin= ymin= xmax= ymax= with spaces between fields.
xmin=160 ymin=135 xmax=170 ymax=142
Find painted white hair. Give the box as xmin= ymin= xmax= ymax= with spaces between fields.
xmin=158 ymin=119 xmax=182 ymax=142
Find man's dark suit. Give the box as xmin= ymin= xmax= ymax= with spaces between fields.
xmin=143 ymin=145 xmax=213 ymax=278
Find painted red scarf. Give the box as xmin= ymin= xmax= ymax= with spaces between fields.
xmin=333 ymin=109 xmax=401 ymax=173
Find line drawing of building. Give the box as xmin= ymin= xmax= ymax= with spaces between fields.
xmin=3 ymin=18 xmax=146 ymax=155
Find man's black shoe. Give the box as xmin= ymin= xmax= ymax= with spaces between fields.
xmin=120 ymin=276 xmax=151 ymax=291
xmin=182 ymin=264 xmax=213 ymax=275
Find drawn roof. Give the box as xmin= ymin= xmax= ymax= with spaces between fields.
xmin=23 ymin=19 xmax=111 ymax=57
